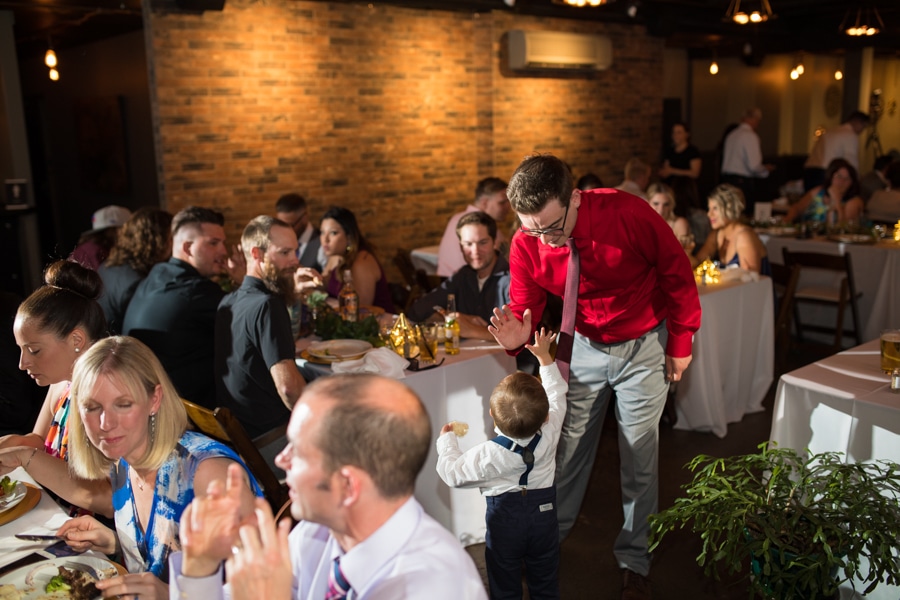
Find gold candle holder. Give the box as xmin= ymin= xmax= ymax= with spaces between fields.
xmin=693 ymin=259 xmax=720 ymax=285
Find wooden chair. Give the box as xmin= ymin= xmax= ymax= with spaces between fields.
xmin=769 ymin=262 xmax=800 ymax=373
xmin=392 ymin=248 xmax=435 ymax=310
xmin=781 ymin=249 xmax=862 ymax=352
xmin=182 ymin=399 xmax=289 ymax=512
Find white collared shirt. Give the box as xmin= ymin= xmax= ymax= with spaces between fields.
xmin=169 ymin=498 xmax=486 ymax=599
xmin=721 ymin=122 xmax=769 ymax=178
xmin=435 ymin=364 xmax=567 ymax=496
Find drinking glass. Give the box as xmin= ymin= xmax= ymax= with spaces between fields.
xmin=880 ymin=329 xmax=900 ymax=374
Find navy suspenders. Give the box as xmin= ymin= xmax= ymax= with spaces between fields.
xmin=490 ymin=432 xmax=542 ymax=487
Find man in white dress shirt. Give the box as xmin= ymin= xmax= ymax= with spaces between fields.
xmin=169 ymin=374 xmax=487 ymax=600
xmin=721 ymin=107 xmax=773 ymax=217
xmin=276 ymin=193 xmax=326 ymax=270
xmin=615 ymin=158 xmax=651 ymax=200
xmin=436 ymin=177 xmax=511 ymax=277
xmin=802 ymin=110 xmax=869 ymax=192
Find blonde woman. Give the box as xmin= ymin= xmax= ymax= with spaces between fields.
xmin=691 ymin=184 xmax=770 ymax=274
xmin=647 ymin=182 xmax=691 ymax=243
xmin=55 ymin=336 xmax=261 ymax=599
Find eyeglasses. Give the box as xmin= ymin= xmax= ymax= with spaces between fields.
xmin=519 ymin=202 xmax=569 ymax=238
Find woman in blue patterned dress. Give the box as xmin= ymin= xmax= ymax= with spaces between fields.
xmin=56 ymin=336 xmax=262 ymax=599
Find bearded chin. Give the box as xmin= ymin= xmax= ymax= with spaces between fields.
xmin=262 ymin=261 xmax=296 ymax=305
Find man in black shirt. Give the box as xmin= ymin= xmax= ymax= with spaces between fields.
xmin=408 ymin=211 xmax=510 ymax=339
xmin=122 ymin=206 xmax=244 ymax=409
xmin=216 ymin=215 xmax=306 ymax=441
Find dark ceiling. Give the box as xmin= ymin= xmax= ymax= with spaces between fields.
xmin=3 ymin=0 xmax=899 ymax=62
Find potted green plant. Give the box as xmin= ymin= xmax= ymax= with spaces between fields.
xmin=649 ymin=444 xmax=900 ymax=599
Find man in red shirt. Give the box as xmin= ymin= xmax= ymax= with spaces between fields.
xmin=489 ymin=154 xmax=700 ymax=600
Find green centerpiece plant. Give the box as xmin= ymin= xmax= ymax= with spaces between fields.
xmin=648 ymin=444 xmax=900 ymax=599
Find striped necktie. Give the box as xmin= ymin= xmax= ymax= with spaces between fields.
xmin=325 ymin=556 xmax=351 ymax=600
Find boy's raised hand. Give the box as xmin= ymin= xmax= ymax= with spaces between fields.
xmin=524 ymin=327 xmax=557 ymax=367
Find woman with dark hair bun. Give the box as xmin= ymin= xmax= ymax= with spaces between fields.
xmin=318 ymin=206 xmax=395 ymax=312
xmin=99 ymin=208 xmax=174 ymax=334
xmin=0 ymin=259 xmax=112 ymax=515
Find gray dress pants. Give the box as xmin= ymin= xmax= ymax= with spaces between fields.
xmin=555 ymin=321 xmax=669 ymax=577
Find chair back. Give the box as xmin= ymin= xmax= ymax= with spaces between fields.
xmin=781 ymin=249 xmax=862 ymax=349
xmin=182 ymin=399 xmax=289 ymax=512
xmin=769 ymin=263 xmax=800 ymax=370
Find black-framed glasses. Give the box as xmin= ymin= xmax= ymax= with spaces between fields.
xmin=519 ymin=201 xmax=569 ymax=238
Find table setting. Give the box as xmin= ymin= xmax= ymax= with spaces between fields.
xmin=673 ymin=262 xmax=774 ymax=438
xmin=0 ymin=468 xmax=126 ymax=598
xmin=769 ymin=337 xmax=900 ymax=599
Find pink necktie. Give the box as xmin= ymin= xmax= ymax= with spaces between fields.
xmin=325 ymin=557 xmax=351 ymax=600
xmin=556 ymin=238 xmax=580 ymax=382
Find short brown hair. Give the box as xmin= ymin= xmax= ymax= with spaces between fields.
xmin=456 ymin=211 xmax=497 ymax=240
xmin=490 ymin=372 xmax=549 ymax=439
xmin=507 ymin=154 xmax=574 ymax=215
xmin=310 ymin=375 xmax=431 ymax=499
xmin=474 ymin=177 xmax=507 ymax=202
xmin=171 ymin=206 xmax=224 ymax=237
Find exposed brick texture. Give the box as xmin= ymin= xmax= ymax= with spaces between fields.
xmin=145 ymin=0 xmax=663 ymax=280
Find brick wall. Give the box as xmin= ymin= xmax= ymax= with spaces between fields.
xmin=145 ymin=0 xmax=663 ymax=280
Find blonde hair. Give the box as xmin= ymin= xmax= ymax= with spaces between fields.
xmin=646 ymin=183 xmax=677 ymax=218
xmin=708 ymin=184 xmax=745 ymax=223
xmin=68 ymin=336 xmax=188 ymax=479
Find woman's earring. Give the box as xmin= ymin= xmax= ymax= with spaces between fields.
xmin=74 ymin=347 xmax=80 ymax=353
xmin=149 ymin=413 xmax=157 ymax=444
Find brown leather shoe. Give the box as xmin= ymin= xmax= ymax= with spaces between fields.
xmin=621 ymin=568 xmax=652 ymax=600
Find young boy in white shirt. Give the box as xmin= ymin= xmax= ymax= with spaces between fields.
xmin=436 ymin=328 xmax=567 ymax=599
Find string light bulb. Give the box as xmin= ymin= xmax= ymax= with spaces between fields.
xmin=49 ymin=68 xmax=59 ymax=81
xmin=834 ymin=70 xmax=843 ymax=81
xmin=790 ymin=69 xmax=799 ymax=80
xmin=710 ymin=60 xmax=719 ymax=75
xmin=45 ymin=49 xmax=57 ymax=68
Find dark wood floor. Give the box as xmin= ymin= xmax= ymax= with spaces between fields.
xmin=466 ymin=344 xmax=833 ymax=599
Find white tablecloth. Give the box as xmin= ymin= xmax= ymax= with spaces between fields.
xmin=410 ymin=245 xmax=439 ymax=275
xmin=0 ymin=468 xmax=76 ymax=571
xmin=674 ymin=276 xmax=774 ymax=438
xmin=761 ymin=236 xmax=900 ymax=342
xmin=297 ymin=339 xmax=516 ymax=544
xmin=770 ymin=340 xmax=899 ymax=599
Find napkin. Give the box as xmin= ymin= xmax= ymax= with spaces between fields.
xmin=720 ymin=266 xmax=759 ymax=283
xmin=331 ymin=347 xmax=409 ymax=379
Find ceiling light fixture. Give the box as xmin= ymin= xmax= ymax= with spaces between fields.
xmin=841 ymin=5 xmax=883 ymax=36
xmin=552 ymin=0 xmax=610 ymax=7
xmin=725 ymin=0 xmax=774 ymax=25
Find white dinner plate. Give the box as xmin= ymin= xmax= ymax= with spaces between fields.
xmin=307 ymin=339 xmax=373 ymax=361
xmin=829 ymin=234 xmax=874 ymax=244
xmin=756 ymin=226 xmax=796 ymax=237
xmin=0 ymin=481 xmax=26 ymax=514
xmin=0 ymin=555 xmax=121 ymax=599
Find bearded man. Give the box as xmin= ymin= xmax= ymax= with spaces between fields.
xmin=215 ymin=215 xmax=307 ymax=467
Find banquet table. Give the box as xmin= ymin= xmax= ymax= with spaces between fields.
xmin=673 ymin=274 xmax=774 ymax=438
xmin=297 ymin=338 xmax=516 ymax=545
xmin=769 ymin=339 xmax=899 ymax=600
xmin=760 ymin=235 xmax=900 ymax=342
xmin=410 ymin=244 xmax=439 ymax=275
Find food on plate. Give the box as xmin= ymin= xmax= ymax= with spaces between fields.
xmin=0 ymin=584 xmax=22 ymax=600
xmin=0 ymin=476 xmax=16 ymax=498
xmin=45 ymin=566 xmax=99 ymax=600
xmin=451 ymin=421 xmax=469 ymax=437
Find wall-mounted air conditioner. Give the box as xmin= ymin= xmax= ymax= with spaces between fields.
xmin=508 ymin=30 xmax=613 ymax=71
